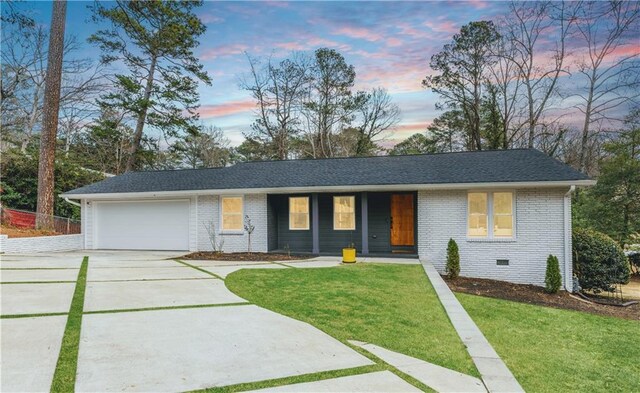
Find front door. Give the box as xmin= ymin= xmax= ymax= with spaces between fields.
xmin=390 ymin=194 xmax=415 ymax=247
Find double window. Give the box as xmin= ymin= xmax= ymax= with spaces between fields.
xmin=221 ymin=196 xmax=243 ymax=232
xmin=289 ymin=197 xmax=310 ymax=230
xmin=334 ymin=196 xmax=356 ymax=230
xmin=467 ymin=192 xmax=514 ymax=238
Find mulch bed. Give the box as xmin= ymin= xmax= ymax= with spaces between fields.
xmin=0 ymin=225 xmax=59 ymax=238
xmin=181 ymin=252 xmax=314 ymax=262
xmin=445 ymin=276 xmax=640 ymax=321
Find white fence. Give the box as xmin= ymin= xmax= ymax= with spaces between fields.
xmin=0 ymin=234 xmax=83 ymax=254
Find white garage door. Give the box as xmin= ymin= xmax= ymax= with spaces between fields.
xmin=94 ymin=200 xmax=190 ymax=250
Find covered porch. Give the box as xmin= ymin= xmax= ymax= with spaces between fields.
xmin=266 ymin=191 xmax=417 ymax=256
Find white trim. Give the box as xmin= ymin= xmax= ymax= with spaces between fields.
xmin=219 ymin=195 xmax=244 ymax=234
xmin=195 ymin=195 xmax=199 ymax=247
xmin=61 ymin=180 xmax=596 ymax=200
xmin=288 ymin=196 xmax=310 ymax=231
xmin=466 ymin=190 xmax=516 ymax=241
xmin=564 ymin=186 xmax=575 ymax=292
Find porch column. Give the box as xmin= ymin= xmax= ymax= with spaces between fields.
xmin=361 ymin=192 xmax=369 ymax=255
xmin=312 ymin=193 xmax=320 ymax=254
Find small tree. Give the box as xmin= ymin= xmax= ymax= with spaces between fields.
xmin=203 ymin=220 xmax=224 ymax=253
xmin=545 ymin=254 xmax=562 ymax=293
xmin=244 ymin=215 xmax=255 ymax=254
xmin=446 ymin=238 xmax=460 ymax=279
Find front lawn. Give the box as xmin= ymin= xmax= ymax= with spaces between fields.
xmin=458 ymin=293 xmax=640 ymax=393
xmin=226 ymin=263 xmax=478 ymax=376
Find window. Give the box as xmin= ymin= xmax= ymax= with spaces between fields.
xmin=493 ymin=192 xmax=513 ymax=237
xmin=221 ymin=196 xmax=243 ymax=232
xmin=333 ymin=196 xmax=355 ymax=230
xmin=467 ymin=191 xmax=514 ymax=238
xmin=289 ymin=197 xmax=309 ymax=230
xmin=468 ymin=193 xmax=488 ymax=237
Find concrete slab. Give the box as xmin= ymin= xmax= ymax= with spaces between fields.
xmin=76 ymin=305 xmax=373 ymax=392
xmin=87 ymin=266 xmax=212 ymax=281
xmin=200 ymin=263 xmax=287 ymax=279
xmin=282 ymin=260 xmax=344 ymax=268
xmin=1 ymin=283 xmax=75 ymax=315
xmin=421 ymin=262 xmax=524 ymax=393
xmin=248 ymin=371 xmax=422 ymax=392
xmin=1 ymin=316 xmax=67 ymax=392
xmin=0 ymin=259 xmax=82 ymax=268
xmin=84 ymin=279 xmax=246 ymax=312
xmin=1 ymin=268 xmax=79 ymax=282
xmin=63 ymin=250 xmax=185 ymax=260
xmin=89 ymin=259 xmax=183 ymax=269
xmin=349 ymin=341 xmax=486 ymax=393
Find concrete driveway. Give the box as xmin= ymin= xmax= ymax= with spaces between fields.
xmin=0 ymin=251 xmax=419 ymax=392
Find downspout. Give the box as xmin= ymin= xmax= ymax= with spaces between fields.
xmin=563 ymin=186 xmax=575 ymax=292
xmin=62 ymin=197 xmax=81 ymax=207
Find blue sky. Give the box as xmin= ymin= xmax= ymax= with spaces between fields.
xmin=16 ymin=1 xmax=634 ymax=147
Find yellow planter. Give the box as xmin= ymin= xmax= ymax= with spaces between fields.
xmin=342 ymin=248 xmax=356 ymax=263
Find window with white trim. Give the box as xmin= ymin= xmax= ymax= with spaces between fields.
xmin=221 ymin=196 xmax=243 ymax=232
xmin=289 ymin=197 xmax=309 ymax=230
xmin=467 ymin=191 xmax=514 ymax=238
xmin=333 ymin=196 xmax=355 ymax=230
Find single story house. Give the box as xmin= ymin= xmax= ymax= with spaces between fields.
xmin=62 ymin=149 xmax=594 ymax=290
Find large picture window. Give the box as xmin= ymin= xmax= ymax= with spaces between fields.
xmin=221 ymin=196 xmax=243 ymax=232
xmin=289 ymin=197 xmax=310 ymax=230
xmin=467 ymin=192 xmax=514 ymax=238
xmin=333 ymin=196 xmax=355 ymax=230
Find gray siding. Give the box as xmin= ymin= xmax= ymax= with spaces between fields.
xmin=271 ymin=194 xmax=313 ymax=252
xmin=318 ymin=194 xmax=362 ymax=253
xmin=367 ymin=192 xmax=391 ymax=253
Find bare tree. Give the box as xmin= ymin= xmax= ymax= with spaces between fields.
xmin=239 ymin=52 xmax=311 ymax=160
xmin=354 ymin=88 xmax=400 ymax=156
xmin=501 ymin=1 xmax=577 ymax=148
xmin=173 ymin=125 xmax=231 ymax=168
xmin=36 ymin=0 xmax=66 ymax=229
xmin=573 ymin=1 xmax=640 ymax=172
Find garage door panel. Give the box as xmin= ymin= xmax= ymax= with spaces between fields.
xmin=95 ymin=200 xmax=190 ymax=250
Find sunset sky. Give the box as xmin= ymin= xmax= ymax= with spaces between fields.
xmin=15 ymin=1 xmax=638 ymax=147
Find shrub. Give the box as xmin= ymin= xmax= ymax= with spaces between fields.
xmin=573 ymin=228 xmax=630 ymax=293
xmin=446 ymin=238 xmax=460 ymax=279
xmin=545 ymin=254 xmax=561 ymax=293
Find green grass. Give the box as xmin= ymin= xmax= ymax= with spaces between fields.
xmin=226 ymin=263 xmax=478 ymax=377
xmin=457 ymin=293 xmax=640 ymax=393
xmin=50 ymin=256 xmax=88 ymax=392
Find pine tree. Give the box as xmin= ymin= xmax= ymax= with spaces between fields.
xmin=545 ymin=254 xmax=562 ymax=293
xmin=446 ymin=238 xmax=460 ymax=279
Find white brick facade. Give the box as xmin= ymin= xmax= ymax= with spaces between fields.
xmin=417 ymin=188 xmax=572 ymax=289
xmin=0 ymin=234 xmax=83 ymax=254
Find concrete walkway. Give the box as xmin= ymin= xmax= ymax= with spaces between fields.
xmin=421 ymin=262 xmax=524 ymax=393
xmin=350 ymin=340 xmax=486 ymax=392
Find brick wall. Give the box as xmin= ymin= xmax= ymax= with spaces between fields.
xmin=417 ymin=188 xmax=571 ymax=288
xmin=0 ymin=234 xmax=83 ymax=254
xmin=196 ymin=193 xmax=268 ymax=253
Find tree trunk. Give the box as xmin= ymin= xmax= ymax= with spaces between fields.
xmin=36 ymin=0 xmax=67 ymax=230
xmin=125 ymin=55 xmax=157 ymax=172
xmin=578 ymin=80 xmax=595 ymax=173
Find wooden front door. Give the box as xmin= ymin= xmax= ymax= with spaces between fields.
xmin=390 ymin=194 xmax=415 ymax=246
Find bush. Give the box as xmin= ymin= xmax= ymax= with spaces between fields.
xmin=446 ymin=238 xmax=460 ymax=279
xmin=573 ymin=228 xmax=630 ymax=293
xmin=545 ymin=254 xmax=561 ymax=293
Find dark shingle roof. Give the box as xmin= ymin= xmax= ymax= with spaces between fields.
xmin=63 ymin=149 xmax=591 ymax=195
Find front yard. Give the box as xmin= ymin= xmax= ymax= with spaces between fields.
xmin=227 ymin=263 xmax=640 ymax=393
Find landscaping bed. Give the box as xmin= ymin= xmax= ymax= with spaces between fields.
xmin=181 ymin=252 xmax=313 ymax=261
xmin=0 ymin=224 xmax=59 ymax=238
xmin=445 ymin=276 xmax=639 ymax=321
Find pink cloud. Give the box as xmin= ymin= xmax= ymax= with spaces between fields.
xmin=386 ymin=37 xmax=403 ymax=47
xmin=397 ymin=22 xmax=431 ymax=39
xmin=199 ymin=13 xmax=224 ymax=24
xmin=274 ymin=34 xmax=351 ymax=52
xmin=333 ymin=25 xmax=383 ymax=42
xmin=423 ymin=20 xmax=459 ymax=35
xmin=200 ymin=44 xmax=249 ymax=60
xmin=198 ymin=100 xmax=255 ymax=118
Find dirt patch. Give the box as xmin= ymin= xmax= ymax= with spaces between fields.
xmin=445 ymin=276 xmax=640 ymax=321
xmin=0 ymin=225 xmax=60 ymax=238
xmin=181 ymin=252 xmax=314 ymax=262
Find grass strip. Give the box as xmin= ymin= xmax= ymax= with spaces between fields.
xmin=84 ymin=302 xmax=250 ymax=315
xmin=50 ymin=256 xmax=88 ymax=392
xmin=0 ymin=281 xmax=76 ymax=285
xmin=1 ymin=312 xmax=68 ymax=319
xmin=173 ymin=259 xmax=224 ymax=279
xmin=190 ymin=364 xmax=382 ymax=393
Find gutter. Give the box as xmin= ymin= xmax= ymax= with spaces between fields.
xmin=61 ymin=196 xmax=81 ymax=207
xmin=564 ymin=186 xmax=576 ymax=292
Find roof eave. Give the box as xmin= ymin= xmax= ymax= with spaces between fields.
xmin=60 ymin=179 xmax=596 ymax=200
